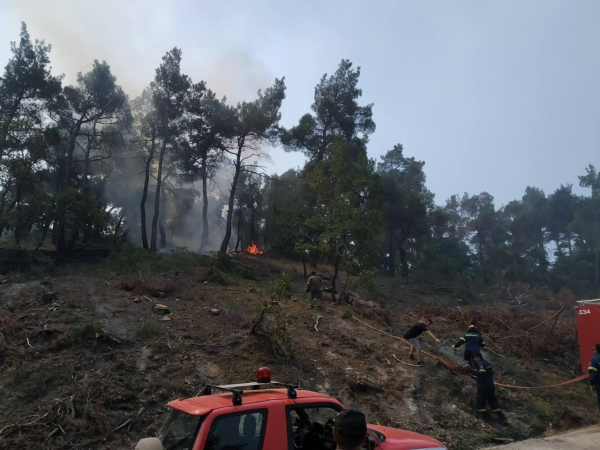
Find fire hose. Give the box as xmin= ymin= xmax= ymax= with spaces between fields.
xmin=326 ymin=307 xmax=589 ymax=389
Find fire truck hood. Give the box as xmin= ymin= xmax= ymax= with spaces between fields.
xmin=369 ymin=424 xmax=446 ymax=450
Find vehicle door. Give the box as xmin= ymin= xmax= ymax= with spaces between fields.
xmin=285 ymin=399 xmax=380 ymax=450
xmin=192 ymin=401 xmax=287 ymax=450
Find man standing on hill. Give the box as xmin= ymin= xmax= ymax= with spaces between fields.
xmin=471 ymin=351 xmax=507 ymax=424
xmin=333 ymin=408 xmax=368 ymax=450
xmin=453 ymin=324 xmax=486 ymax=367
xmin=589 ymin=343 xmax=600 ymax=412
xmin=403 ymin=318 xmax=440 ymax=365
xmin=306 ymin=271 xmax=323 ymax=309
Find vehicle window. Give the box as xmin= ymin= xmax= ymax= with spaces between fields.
xmin=289 ymin=406 xmax=340 ymax=426
xmin=287 ymin=405 xmax=341 ymax=450
xmin=205 ymin=409 xmax=267 ymax=450
xmin=158 ymin=409 xmax=202 ymax=450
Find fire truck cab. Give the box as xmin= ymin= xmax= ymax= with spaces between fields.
xmin=135 ymin=369 xmax=446 ymax=450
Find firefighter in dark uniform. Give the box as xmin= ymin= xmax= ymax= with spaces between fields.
xmin=470 ymin=351 xmax=506 ymax=423
xmin=589 ymin=343 xmax=600 ymax=412
xmin=453 ymin=324 xmax=486 ymax=367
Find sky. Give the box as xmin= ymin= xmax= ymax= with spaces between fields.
xmin=0 ymin=0 xmax=598 ymax=207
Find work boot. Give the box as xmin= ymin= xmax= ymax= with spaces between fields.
xmin=409 ymin=354 xmax=416 ymax=361
xmin=496 ymin=411 xmax=507 ymax=424
xmin=417 ymin=361 xmax=424 ymax=366
xmin=479 ymin=411 xmax=492 ymax=420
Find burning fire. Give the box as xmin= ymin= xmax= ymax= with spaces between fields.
xmin=246 ymin=242 xmax=264 ymax=255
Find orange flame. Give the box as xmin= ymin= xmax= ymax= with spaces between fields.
xmin=246 ymin=242 xmax=264 ymax=255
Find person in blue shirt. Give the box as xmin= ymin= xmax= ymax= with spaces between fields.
xmin=589 ymin=343 xmax=600 ymax=412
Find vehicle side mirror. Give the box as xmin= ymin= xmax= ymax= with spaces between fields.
xmin=365 ymin=436 xmax=376 ymax=450
xmin=135 ymin=437 xmax=164 ymax=450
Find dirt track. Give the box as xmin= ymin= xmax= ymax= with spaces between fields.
xmin=485 ymin=426 xmax=600 ymax=449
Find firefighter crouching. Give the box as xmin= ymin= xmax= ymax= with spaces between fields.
xmin=470 ymin=351 xmax=507 ymax=424
xmin=453 ymin=324 xmax=486 ymax=367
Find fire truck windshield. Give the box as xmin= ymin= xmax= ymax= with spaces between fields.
xmin=158 ymin=409 xmax=202 ymax=450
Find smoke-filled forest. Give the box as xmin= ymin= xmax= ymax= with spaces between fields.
xmin=0 ymin=23 xmax=599 ymax=298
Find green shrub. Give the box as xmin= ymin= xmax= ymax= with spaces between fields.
xmin=70 ymin=320 xmax=104 ymax=344
xmin=200 ymin=266 xmax=228 ymax=285
xmin=103 ymin=242 xmax=206 ymax=275
xmin=268 ymin=274 xmax=293 ymax=300
xmin=136 ymin=322 xmax=162 ymax=340
xmin=341 ymin=310 xmax=353 ymax=320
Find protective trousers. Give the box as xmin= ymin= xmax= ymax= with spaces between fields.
xmin=477 ymin=387 xmax=506 ymax=421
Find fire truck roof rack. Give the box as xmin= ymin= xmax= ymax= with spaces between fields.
xmin=577 ymin=299 xmax=600 ymax=305
xmin=198 ymin=382 xmax=300 ymax=406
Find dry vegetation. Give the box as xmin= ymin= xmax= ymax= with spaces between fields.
xmin=0 ymin=249 xmax=595 ymax=449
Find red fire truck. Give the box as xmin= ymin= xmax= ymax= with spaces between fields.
xmin=135 ymin=368 xmax=446 ymax=450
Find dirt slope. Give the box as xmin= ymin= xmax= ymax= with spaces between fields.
xmin=0 ymin=252 xmax=595 ymax=449
xmin=484 ymin=425 xmax=600 ymax=449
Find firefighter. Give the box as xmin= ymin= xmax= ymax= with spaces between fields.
xmin=471 ymin=351 xmax=507 ymax=424
xmin=403 ymin=318 xmax=440 ymax=365
xmin=453 ymin=324 xmax=486 ymax=367
xmin=306 ymin=271 xmax=323 ymax=309
xmin=589 ymin=343 xmax=600 ymax=412
xmin=333 ymin=408 xmax=368 ymax=450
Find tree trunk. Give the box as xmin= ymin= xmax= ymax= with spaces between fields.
xmin=13 ymin=186 xmax=23 ymax=245
xmin=249 ymin=205 xmax=255 ymax=244
xmin=114 ymin=212 xmax=124 ymax=239
xmin=34 ymin=218 xmax=53 ymax=252
xmin=82 ymin=121 xmax=98 ymax=195
xmin=399 ymin=247 xmax=409 ymax=279
xmin=219 ymin=139 xmax=243 ymax=253
xmin=159 ymin=184 xmax=167 ymax=248
xmin=199 ymin=156 xmax=209 ymax=252
xmin=0 ymin=180 xmax=12 ymax=223
xmin=388 ymin=226 xmax=396 ymax=275
xmin=56 ymin=121 xmax=82 ymax=258
xmin=0 ymin=196 xmax=17 ymax=237
xmin=396 ymin=222 xmax=412 ymax=279
xmin=140 ymin=133 xmax=157 ymax=250
xmin=235 ymin=206 xmax=243 ymax=252
xmin=150 ymin=119 xmax=169 ymax=254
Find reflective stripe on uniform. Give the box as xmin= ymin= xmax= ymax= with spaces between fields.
xmin=460 ymin=337 xmax=466 ymax=342
xmin=493 ymin=409 xmax=502 ymax=412
xmin=478 ymin=409 xmax=487 ymax=413
xmin=465 ymin=334 xmax=480 ymax=337
xmin=589 ymin=366 xmax=598 ymax=372
xmin=479 ymin=369 xmax=486 ymax=372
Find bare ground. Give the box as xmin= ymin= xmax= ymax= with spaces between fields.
xmin=0 ymin=253 xmax=596 ymax=449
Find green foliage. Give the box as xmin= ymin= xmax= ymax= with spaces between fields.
xmin=136 ymin=322 xmax=162 ymax=340
xmin=69 ymin=320 xmax=104 ymax=345
xmin=200 ymin=265 xmax=227 ymax=285
xmin=267 ymin=274 xmax=293 ymax=299
xmin=341 ymin=310 xmax=353 ymax=320
xmin=103 ymin=242 xmax=206 ymax=275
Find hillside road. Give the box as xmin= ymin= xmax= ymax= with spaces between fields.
xmin=484 ymin=426 xmax=600 ymax=450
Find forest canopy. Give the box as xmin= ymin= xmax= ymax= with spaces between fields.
xmin=0 ymin=23 xmax=598 ymax=298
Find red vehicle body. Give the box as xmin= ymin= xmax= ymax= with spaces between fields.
xmin=136 ymin=378 xmax=446 ymax=450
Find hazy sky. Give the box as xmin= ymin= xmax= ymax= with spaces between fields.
xmin=1 ymin=0 xmax=598 ymax=206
